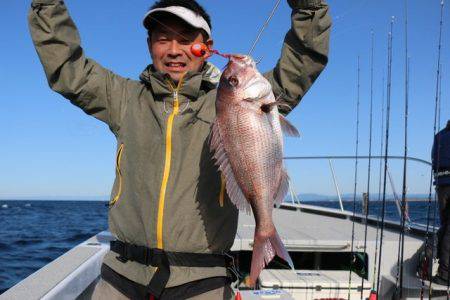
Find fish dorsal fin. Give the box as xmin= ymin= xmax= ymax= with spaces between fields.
xmin=274 ymin=168 xmax=290 ymax=206
xmin=279 ymin=114 xmax=300 ymax=137
xmin=211 ymin=121 xmax=251 ymax=213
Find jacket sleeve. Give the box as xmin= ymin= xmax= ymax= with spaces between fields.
xmin=28 ymin=0 xmax=130 ymax=134
xmin=264 ymin=0 xmax=331 ymax=115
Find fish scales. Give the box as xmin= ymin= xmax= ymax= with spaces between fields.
xmin=222 ymin=108 xmax=281 ymax=201
xmin=211 ymin=54 xmax=298 ymax=286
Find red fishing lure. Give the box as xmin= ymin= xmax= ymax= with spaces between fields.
xmin=190 ymin=43 xmax=230 ymax=59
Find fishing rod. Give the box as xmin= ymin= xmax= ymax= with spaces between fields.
xmin=248 ymin=0 xmax=282 ymax=55
xmin=368 ymin=74 xmax=386 ymax=299
xmin=196 ymin=0 xmax=283 ymax=58
xmin=421 ymin=1 xmax=444 ymax=298
xmin=397 ymin=55 xmax=410 ymax=298
xmin=148 ymin=0 xmax=285 ymax=60
xmin=376 ymin=17 xmax=394 ymax=296
xmin=360 ymin=30 xmax=374 ymax=300
xmin=395 ymin=0 xmax=410 ymax=296
xmin=347 ymin=56 xmax=361 ymax=300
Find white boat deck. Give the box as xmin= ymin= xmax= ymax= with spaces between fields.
xmin=235 ymin=203 xmax=422 ymax=252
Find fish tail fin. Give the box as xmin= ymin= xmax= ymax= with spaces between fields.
xmin=249 ymin=229 xmax=294 ymax=286
xmin=270 ymin=230 xmax=294 ymax=269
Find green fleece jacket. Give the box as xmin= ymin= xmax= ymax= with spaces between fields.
xmin=28 ymin=0 xmax=331 ymax=288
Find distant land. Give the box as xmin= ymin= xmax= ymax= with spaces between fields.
xmin=286 ymin=193 xmax=431 ymax=202
xmin=0 ymin=193 xmax=431 ymax=202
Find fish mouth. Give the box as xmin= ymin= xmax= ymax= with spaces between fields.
xmin=230 ymin=54 xmax=246 ymax=60
xmin=228 ymin=55 xmax=256 ymax=71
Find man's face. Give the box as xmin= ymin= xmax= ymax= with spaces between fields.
xmin=148 ymin=16 xmax=213 ymax=83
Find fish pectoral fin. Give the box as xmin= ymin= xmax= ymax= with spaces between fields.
xmin=260 ymin=96 xmax=292 ymax=113
xmin=279 ymin=114 xmax=300 ymax=137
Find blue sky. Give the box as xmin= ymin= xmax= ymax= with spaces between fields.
xmin=1 ymin=0 xmax=448 ymax=200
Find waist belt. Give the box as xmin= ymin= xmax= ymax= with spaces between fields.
xmin=101 ymin=264 xmax=230 ymax=300
xmin=110 ymin=240 xmax=231 ymax=298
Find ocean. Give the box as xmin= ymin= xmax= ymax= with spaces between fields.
xmin=0 ymin=199 xmax=439 ymax=294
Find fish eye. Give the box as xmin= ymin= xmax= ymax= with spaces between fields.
xmin=228 ymin=76 xmax=239 ymax=87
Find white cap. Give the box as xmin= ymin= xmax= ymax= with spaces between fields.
xmin=143 ymin=6 xmax=211 ymax=38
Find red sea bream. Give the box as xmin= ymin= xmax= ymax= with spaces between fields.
xmin=211 ymin=55 xmax=299 ymax=286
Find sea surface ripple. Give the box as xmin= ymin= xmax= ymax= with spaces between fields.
xmin=0 ymin=200 xmax=108 ymax=294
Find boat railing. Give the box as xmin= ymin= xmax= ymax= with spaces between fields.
xmin=282 ymin=155 xmax=437 ymax=237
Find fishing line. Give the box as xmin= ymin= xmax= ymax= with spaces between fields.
xmin=347 ymin=55 xmax=361 ymax=300
xmin=333 ymin=0 xmax=369 ymax=23
xmin=148 ymin=3 xmax=286 ymax=61
xmin=332 ymin=0 xmax=370 ymax=39
xmin=360 ymin=30 xmax=374 ymax=300
xmin=248 ymin=0 xmax=282 ymax=55
xmin=387 ymin=168 xmax=403 ymax=220
xmin=422 ymin=1 xmax=444 ymax=297
xmin=146 ymin=3 xmax=286 ymax=61
xmin=147 ymin=15 xmax=203 ymax=53
xmin=255 ymin=55 xmax=265 ymax=65
xmin=146 ymin=15 xmax=231 ymax=60
xmin=376 ymin=17 xmax=394 ymax=296
xmin=147 ymin=15 xmax=190 ymax=40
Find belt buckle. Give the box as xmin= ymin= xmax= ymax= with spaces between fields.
xmin=116 ymin=243 xmax=128 ymax=263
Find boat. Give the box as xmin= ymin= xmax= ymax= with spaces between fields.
xmin=1 ymin=156 xmax=446 ymax=300
xmin=3 ymin=1 xmax=447 ymax=298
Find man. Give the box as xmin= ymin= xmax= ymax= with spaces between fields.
xmin=29 ymin=0 xmax=330 ymax=298
xmin=432 ymin=120 xmax=450 ymax=285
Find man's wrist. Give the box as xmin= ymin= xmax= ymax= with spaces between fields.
xmin=289 ymin=0 xmax=326 ymax=9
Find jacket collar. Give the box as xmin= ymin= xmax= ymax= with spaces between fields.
xmin=139 ymin=62 xmax=221 ymax=100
